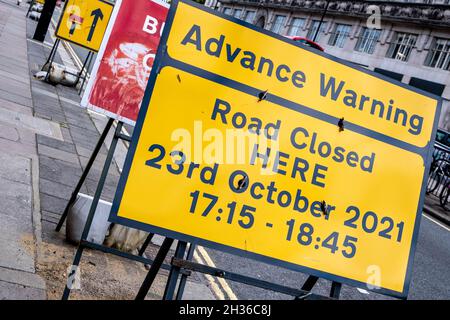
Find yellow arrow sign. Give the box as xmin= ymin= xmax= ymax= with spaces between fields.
xmin=55 ymin=0 xmax=113 ymax=52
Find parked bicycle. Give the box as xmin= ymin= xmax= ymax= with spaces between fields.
xmin=427 ymin=158 xmax=450 ymax=194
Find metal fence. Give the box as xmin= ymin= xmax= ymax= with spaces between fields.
xmin=427 ymin=144 xmax=450 ymax=211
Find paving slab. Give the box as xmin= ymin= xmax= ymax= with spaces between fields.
xmin=38 ymin=144 xmax=80 ymax=165
xmin=0 ymin=266 xmax=46 ymax=290
xmin=0 ymin=280 xmax=46 ymax=300
xmin=0 ymin=107 xmax=63 ymax=140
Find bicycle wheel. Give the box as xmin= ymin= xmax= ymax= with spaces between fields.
xmin=427 ymin=169 xmax=441 ymax=194
xmin=427 ymin=158 xmax=450 ymax=194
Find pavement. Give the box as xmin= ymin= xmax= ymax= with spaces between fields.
xmin=0 ymin=0 xmax=215 ymax=300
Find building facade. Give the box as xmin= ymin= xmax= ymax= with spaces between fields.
xmin=206 ymin=0 xmax=450 ymax=130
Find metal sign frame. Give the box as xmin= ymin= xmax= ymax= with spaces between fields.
xmin=109 ymin=0 xmax=442 ymax=298
xmin=54 ymin=0 xmax=114 ymax=52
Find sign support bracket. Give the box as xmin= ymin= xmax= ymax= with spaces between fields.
xmin=175 ymin=243 xmax=196 ymax=300
xmin=162 ymin=241 xmax=188 ymax=300
xmin=76 ymin=51 xmax=94 ymax=94
xmin=135 ymin=242 xmax=341 ymax=300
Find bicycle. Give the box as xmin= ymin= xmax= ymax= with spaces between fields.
xmin=426 ymin=158 xmax=450 ymax=194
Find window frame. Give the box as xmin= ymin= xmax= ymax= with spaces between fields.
xmin=288 ymin=17 xmax=306 ymax=37
xmin=424 ymin=37 xmax=450 ymax=71
xmin=306 ymin=20 xmax=328 ymax=42
xmin=271 ymin=14 xmax=287 ymax=34
xmin=328 ymin=23 xmax=352 ymax=48
xmin=244 ymin=10 xmax=256 ymax=23
xmin=386 ymin=31 xmax=418 ymax=62
xmin=355 ymin=27 xmax=381 ymax=54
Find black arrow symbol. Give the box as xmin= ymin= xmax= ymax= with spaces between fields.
xmin=87 ymin=8 xmax=103 ymax=42
xmin=69 ymin=20 xmax=76 ymax=35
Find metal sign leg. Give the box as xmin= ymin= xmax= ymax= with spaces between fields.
xmin=162 ymin=241 xmax=188 ymax=300
xmin=138 ymin=233 xmax=155 ymax=257
xmin=301 ymin=275 xmax=319 ymax=291
xmin=43 ymin=38 xmax=60 ymax=82
xmin=175 ymin=243 xmax=196 ymax=300
xmin=330 ymin=281 xmax=342 ymax=299
xmin=62 ymin=245 xmax=85 ymax=299
xmin=56 ymin=118 xmax=114 ymax=231
xmin=61 ymin=121 xmax=123 ymax=300
xmin=135 ymin=237 xmax=175 ymax=300
xmin=26 ymin=0 xmax=35 ymax=17
xmin=75 ymin=51 xmax=92 ymax=87
xmin=42 ymin=38 xmax=60 ymax=70
xmin=78 ymin=52 xmax=95 ymax=95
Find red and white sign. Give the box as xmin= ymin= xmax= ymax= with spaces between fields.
xmin=81 ymin=0 xmax=169 ymax=125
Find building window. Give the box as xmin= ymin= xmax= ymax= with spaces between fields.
xmin=425 ymin=38 xmax=450 ymax=71
xmin=233 ymin=9 xmax=242 ymax=19
xmin=244 ymin=10 xmax=255 ymax=23
xmin=306 ymin=20 xmax=327 ymax=41
xmin=328 ymin=24 xmax=352 ymax=48
xmin=386 ymin=32 xmax=418 ymax=62
xmin=288 ymin=18 xmax=305 ymax=37
xmin=271 ymin=15 xmax=286 ymax=34
xmin=223 ymin=7 xmax=232 ymax=16
xmin=355 ymin=27 xmax=381 ymax=54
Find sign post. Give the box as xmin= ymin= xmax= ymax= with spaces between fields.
xmin=109 ymin=0 xmax=441 ymax=299
xmin=32 ymin=0 xmax=57 ymax=42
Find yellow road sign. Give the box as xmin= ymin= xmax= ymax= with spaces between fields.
xmin=110 ymin=0 xmax=441 ymax=298
xmin=55 ymin=0 xmax=113 ymax=52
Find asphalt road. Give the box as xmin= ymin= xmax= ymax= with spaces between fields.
xmin=49 ymin=5 xmax=450 ymax=301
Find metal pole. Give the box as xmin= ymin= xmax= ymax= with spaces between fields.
xmin=138 ymin=233 xmax=155 ymax=256
xmin=56 ymin=117 xmax=114 ymax=232
xmin=33 ymin=0 xmax=57 ymax=42
xmin=26 ymin=0 xmax=36 ymax=17
xmin=312 ymin=0 xmax=330 ymax=42
xmin=61 ymin=121 xmax=123 ymax=300
xmin=330 ymin=281 xmax=342 ymax=299
xmin=135 ymin=237 xmax=175 ymax=300
xmin=78 ymin=52 xmax=94 ymax=95
xmin=43 ymin=38 xmax=60 ymax=82
xmin=75 ymin=51 xmax=92 ymax=86
xmin=175 ymin=243 xmax=196 ymax=300
xmin=301 ymin=275 xmax=319 ymax=291
xmin=162 ymin=241 xmax=188 ymax=300
xmin=41 ymin=38 xmax=59 ymax=71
